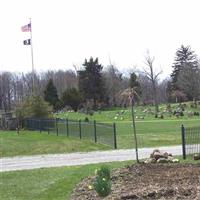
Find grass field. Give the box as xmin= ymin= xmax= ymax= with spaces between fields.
xmin=0 ymin=131 xmax=110 ymax=157
xmin=55 ymin=104 xmax=200 ymax=149
xmin=55 ymin=103 xmax=200 ymax=122
xmin=1 ymin=104 xmax=200 ymax=157
xmin=1 ymin=157 xmax=199 ymax=200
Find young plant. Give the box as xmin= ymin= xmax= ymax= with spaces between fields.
xmin=93 ymin=165 xmax=111 ymax=197
xmin=96 ymin=165 xmax=110 ymax=180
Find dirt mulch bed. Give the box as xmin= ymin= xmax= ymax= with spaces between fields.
xmin=70 ymin=163 xmax=200 ymax=200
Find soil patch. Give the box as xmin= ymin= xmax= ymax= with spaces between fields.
xmin=70 ymin=164 xmax=200 ymax=200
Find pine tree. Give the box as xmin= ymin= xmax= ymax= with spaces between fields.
xmin=171 ymin=45 xmax=198 ymax=90
xmin=61 ymin=88 xmax=82 ymax=111
xmin=44 ymin=79 xmax=59 ymax=110
xmin=78 ymin=57 xmax=105 ymax=108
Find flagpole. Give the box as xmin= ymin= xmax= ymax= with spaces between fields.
xmin=29 ymin=18 xmax=35 ymax=93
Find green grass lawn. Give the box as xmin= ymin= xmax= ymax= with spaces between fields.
xmin=116 ymin=118 xmax=200 ymax=148
xmin=55 ymin=104 xmax=200 ymax=149
xmin=1 ymin=104 xmax=200 ymax=157
xmin=0 ymin=131 xmax=110 ymax=157
xmin=1 ymin=157 xmax=199 ymax=200
xmin=55 ymin=103 xmax=200 ymax=122
xmin=0 ymin=161 xmax=133 ymax=200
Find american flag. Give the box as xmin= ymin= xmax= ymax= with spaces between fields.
xmin=21 ymin=23 xmax=31 ymax=32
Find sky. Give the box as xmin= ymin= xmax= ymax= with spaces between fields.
xmin=0 ymin=0 xmax=200 ymax=79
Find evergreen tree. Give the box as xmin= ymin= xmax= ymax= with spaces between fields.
xmin=129 ymin=72 xmax=141 ymax=104
xmin=171 ymin=45 xmax=198 ymax=90
xmin=61 ymin=88 xmax=82 ymax=111
xmin=44 ymin=79 xmax=59 ymax=110
xmin=78 ymin=57 xmax=105 ymax=108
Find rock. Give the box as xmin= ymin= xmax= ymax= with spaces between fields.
xmin=121 ymin=193 xmax=139 ymax=199
xmin=152 ymin=149 xmax=160 ymax=154
xmin=144 ymin=158 xmax=157 ymax=164
xmin=145 ymin=149 xmax=175 ymax=164
xmin=167 ymin=156 xmax=174 ymax=162
xmin=163 ymin=152 xmax=169 ymax=158
xmin=194 ymin=153 xmax=200 ymax=160
xmin=157 ymin=158 xmax=169 ymax=163
xmin=172 ymin=159 xmax=179 ymax=163
xmin=153 ymin=152 xmax=165 ymax=160
xmin=147 ymin=191 xmax=157 ymax=198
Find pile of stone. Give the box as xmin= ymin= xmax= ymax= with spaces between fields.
xmin=144 ymin=149 xmax=179 ymax=164
xmin=194 ymin=153 xmax=200 ymax=160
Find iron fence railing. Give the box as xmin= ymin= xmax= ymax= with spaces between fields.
xmin=24 ymin=118 xmax=117 ymax=149
xmin=181 ymin=125 xmax=200 ymax=159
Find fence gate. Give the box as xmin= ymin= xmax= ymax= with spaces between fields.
xmin=181 ymin=125 xmax=200 ymax=159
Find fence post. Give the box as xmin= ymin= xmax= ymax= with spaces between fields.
xmin=17 ymin=118 xmax=20 ymax=135
xmin=94 ymin=120 xmax=97 ymax=143
xmin=24 ymin=119 xmax=27 ymax=129
xmin=181 ymin=124 xmax=186 ymax=159
xmin=66 ymin=119 xmax=69 ymax=137
xmin=56 ymin=118 xmax=58 ymax=136
xmin=47 ymin=120 xmax=50 ymax=134
xmin=113 ymin=123 xmax=117 ymax=149
xmin=79 ymin=119 xmax=82 ymax=139
xmin=39 ymin=119 xmax=42 ymax=133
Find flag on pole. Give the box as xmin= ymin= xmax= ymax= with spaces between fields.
xmin=21 ymin=23 xmax=31 ymax=32
xmin=23 ymin=39 xmax=31 ymax=45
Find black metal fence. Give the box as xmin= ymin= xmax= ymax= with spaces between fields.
xmin=24 ymin=118 xmax=117 ymax=149
xmin=181 ymin=125 xmax=200 ymax=159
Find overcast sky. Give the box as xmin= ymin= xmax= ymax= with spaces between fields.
xmin=0 ymin=0 xmax=199 ymax=78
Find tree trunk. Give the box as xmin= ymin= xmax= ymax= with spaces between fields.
xmin=131 ymin=97 xmax=139 ymax=163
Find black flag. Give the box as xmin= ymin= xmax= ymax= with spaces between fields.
xmin=23 ymin=39 xmax=31 ymax=45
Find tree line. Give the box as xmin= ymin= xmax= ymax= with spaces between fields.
xmin=0 ymin=45 xmax=200 ymax=114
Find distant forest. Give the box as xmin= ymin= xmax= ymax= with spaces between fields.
xmin=0 ymin=45 xmax=200 ymax=112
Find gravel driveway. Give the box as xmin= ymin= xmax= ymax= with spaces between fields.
xmin=0 ymin=145 xmax=182 ymax=172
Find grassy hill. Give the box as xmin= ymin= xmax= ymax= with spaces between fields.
xmin=55 ymin=102 xmax=200 ymax=149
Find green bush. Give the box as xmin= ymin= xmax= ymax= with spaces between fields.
xmin=61 ymin=88 xmax=82 ymax=111
xmin=84 ymin=117 xmax=89 ymax=122
xmin=93 ymin=165 xmax=111 ymax=197
xmin=96 ymin=165 xmax=110 ymax=180
xmin=15 ymin=95 xmax=52 ymax=121
xmin=93 ymin=176 xmax=111 ymax=197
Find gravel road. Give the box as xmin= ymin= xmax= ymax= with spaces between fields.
xmin=0 ymin=145 xmax=182 ymax=172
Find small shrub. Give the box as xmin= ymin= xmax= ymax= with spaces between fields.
xmin=96 ymin=165 xmax=110 ymax=180
xmin=194 ymin=112 xmax=199 ymax=116
xmin=93 ymin=176 xmax=111 ymax=197
xmin=84 ymin=117 xmax=89 ymax=122
xmin=190 ymin=103 xmax=195 ymax=108
xmin=93 ymin=165 xmax=111 ymax=197
xmin=180 ymin=111 xmax=184 ymax=116
xmin=88 ymin=110 xmax=94 ymax=116
xmin=183 ymin=103 xmax=187 ymax=108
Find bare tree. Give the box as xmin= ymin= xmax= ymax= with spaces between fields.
xmin=138 ymin=73 xmax=153 ymax=105
xmin=0 ymin=72 xmax=14 ymax=112
xmin=120 ymin=88 xmax=140 ymax=163
xmin=104 ymin=65 xmax=123 ymax=106
xmin=143 ymin=52 xmax=162 ymax=116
